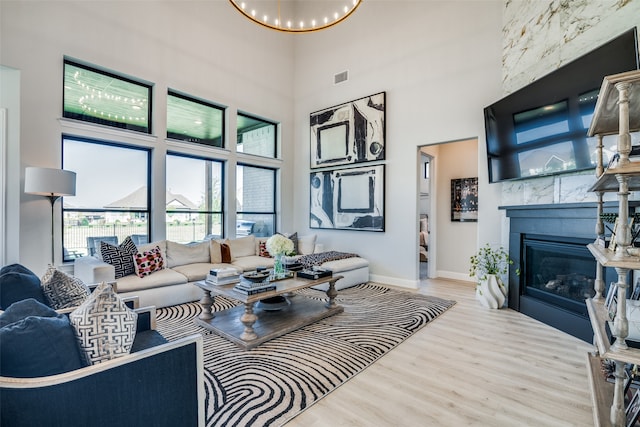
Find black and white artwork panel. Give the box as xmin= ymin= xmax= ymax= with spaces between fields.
xmin=310 ymin=164 xmax=385 ymax=232
xmin=310 ymin=92 xmax=385 ymax=168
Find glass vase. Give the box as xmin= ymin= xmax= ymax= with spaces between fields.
xmin=274 ymin=253 xmax=284 ymax=275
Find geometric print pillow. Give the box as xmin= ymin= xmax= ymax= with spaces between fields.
xmin=40 ymin=266 xmax=91 ymax=310
xmin=100 ymin=236 xmax=138 ymax=279
xmin=69 ymin=281 xmax=137 ymax=365
xmin=134 ymin=246 xmax=164 ymax=278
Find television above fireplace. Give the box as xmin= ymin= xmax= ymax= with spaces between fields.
xmin=484 ymin=27 xmax=639 ymax=183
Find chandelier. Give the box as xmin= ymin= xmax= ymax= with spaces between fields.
xmin=229 ymin=0 xmax=362 ymax=33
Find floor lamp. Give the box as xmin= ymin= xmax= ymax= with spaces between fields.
xmin=24 ymin=167 xmax=77 ymax=266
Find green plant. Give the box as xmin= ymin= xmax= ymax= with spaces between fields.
xmin=469 ymin=243 xmax=517 ymax=281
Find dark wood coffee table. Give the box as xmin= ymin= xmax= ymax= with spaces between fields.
xmin=193 ymin=274 xmax=343 ymax=349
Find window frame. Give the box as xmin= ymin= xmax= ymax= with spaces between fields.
xmin=63 ymin=58 xmax=153 ymax=134
xmin=166 ymin=90 xmax=226 ymax=148
xmin=61 ymin=135 xmax=152 ymax=262
xmin=165 ymin=152 xmax=225 ymax=241
xmin=236 ymin=112 xmax=278 ymax=159
xmin=236 ymin=162 xmax=277 ymax=236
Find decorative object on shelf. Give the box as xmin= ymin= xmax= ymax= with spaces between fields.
xmin=228 ymin=0 xmax=362 ymax=34
xmin=469 ymin=243 xmax=517 ymax=309
xmin=256 ymin=296 xmax=290 ymax=311
xmin=241 ymin=271 xmax=270 ymax=283
xmin=451 ymin=177 xmax=478 ymax=222
xmin=24 ymin=167 xmax=77 ymax=265
xmin=310 ymin=92 xmax=385 ymax=168
xmin=310 ymin=164 xmax=385 ymax=231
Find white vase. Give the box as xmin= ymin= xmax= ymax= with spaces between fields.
xmin=476 ymin=274 xmax=507 ymax=309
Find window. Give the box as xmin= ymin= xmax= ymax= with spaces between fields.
xmin=237 ymin=113 xmax=277 ymax=158
xmin=166 ymin=154 xmax=224 ymax=243
xmin=63 ymin=59 xmax=152 ymax=133
xmin=236 ymin=164 xmax=275 ymax=237
xmin=62 ymin=137 xmax=150 ymax=261
xmin=167 ymin=91 xmax=225 ymax=147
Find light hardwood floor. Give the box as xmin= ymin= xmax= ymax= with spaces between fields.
xmin=287 ymin=278 xmax=595 ymax=427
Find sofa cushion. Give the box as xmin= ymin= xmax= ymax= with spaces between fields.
xmin=40 ymin=266 xmax=91 ymax=310
xmin=231 ymin=255 xmax=274 ymax=272
xmin=227 ymin=235 xmax=256 ymax=260
xmin=320 ymin=256 xmax=370 ymax=273
xmin=0 ymin=266 xmax=47 ymax=310
xmin=134 ymin=245 xmax=165 ymax=278
xmin=115 ymin=268 xmax=189 ymax=293
xmin=171 ymin=263 xmax=218 ymax=282
xmin=0 ymin=299 xmax=85 ymax=377
xmin=297 ymin=234 xmax=317 ymax=255
xmin=131 ymin=329 xmax=168 ymax=353
xmin=100 ymin=236 xmax=138 ymax=279
xmin=166 ymin=240 xmax=210 ymax=268
xmin=69 ymin=282 xmax=137 ymax=365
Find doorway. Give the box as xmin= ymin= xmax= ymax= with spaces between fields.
xmin=418 ymin=152 xmax=432 ymax=279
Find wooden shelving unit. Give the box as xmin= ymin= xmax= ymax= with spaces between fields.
xmin=586 ymin=69 xmax=640 ymax=427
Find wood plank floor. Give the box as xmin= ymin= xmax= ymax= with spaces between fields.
xmin=286 ymin=278 xmax=595 ymax=427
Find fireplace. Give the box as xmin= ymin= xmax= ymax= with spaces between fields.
xmin=503 ymin=203 xmax=634 ymax=342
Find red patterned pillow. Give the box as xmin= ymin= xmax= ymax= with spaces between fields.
xmin=134 ymin=246 xmax=164 ymax=278
xmin=258 ymin=241 xmax=271 ymax=258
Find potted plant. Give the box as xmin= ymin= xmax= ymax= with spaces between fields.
xmin=469 ymin=243 xmax=516 ymax=309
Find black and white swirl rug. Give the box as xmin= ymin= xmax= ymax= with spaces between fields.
xmin=155 ymin=283 xmax=455 ymax=427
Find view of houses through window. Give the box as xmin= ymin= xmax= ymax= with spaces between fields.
xmin=61 ymin=60 xmax=279 ymax=262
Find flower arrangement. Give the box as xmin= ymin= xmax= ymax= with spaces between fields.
xmin=469 ymin=243 xmax=516 ymax=282
xmin=266 ymin=234 xmax=294 ymax=256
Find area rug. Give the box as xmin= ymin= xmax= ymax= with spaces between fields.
xmin=155 ymin=282 xmax=455 ymax=427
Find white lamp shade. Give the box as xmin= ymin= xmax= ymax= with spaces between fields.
xmin=24 ymin=167 xmax=76 ymax=197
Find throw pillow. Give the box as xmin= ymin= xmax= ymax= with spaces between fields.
xmin=227 ymin=235 xmax=256 ymax=259
xmin=258 ymin=240 xmax=271 ymax=258
xmin=165 ymin=240 xmax=210 ymax=268
xmin=297 ymin=234 xmax=317 ymax=255
xmin=220 ymin=243 xmax=232 ymax=263
xmin=69 ymin=282 xmax=137 ymax=365
xmin=209 ymin=240 xmax=222 ymax=263
xmin=100 ymin=236 xmax=138 ymax=279
xmin=0 ymin=265 xmax=47 ymax=310
xmin=278 ymin=232 xmax=298 ymax=254
xmin=40 ymin=266 xmax=91 ymax=310
xmin=0 ymin=298 xmax=85 ymax=377
xmin=134 ymin=246 xmax=164 ymax=278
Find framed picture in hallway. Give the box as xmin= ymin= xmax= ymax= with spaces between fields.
xmin=310 ymin=164 xmax=385 ymax=232
xmin=451 ymin=177 xmax=478 ymax=222
xmin=309 ymin=92 xmax=385 ymax=168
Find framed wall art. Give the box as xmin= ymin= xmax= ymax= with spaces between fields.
xmin=310 ymin=164 xmax=385 ymax=232
xmin=309 ymin=92 xmax=385 ymax=168
xmin=451 ymin=177 xmax=478 ymax=222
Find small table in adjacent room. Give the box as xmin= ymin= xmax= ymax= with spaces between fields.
xmin=193 ymin=274 xmax=343 ymax=349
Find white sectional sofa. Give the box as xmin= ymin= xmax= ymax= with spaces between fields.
xmin=74 ymin=234 xmax=369 ymax=308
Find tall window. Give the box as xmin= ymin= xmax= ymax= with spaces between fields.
xmin=167 ymin=91 xmax=225 ymax=147
xmin=166 ymin=154 xmax=224 ymax=243
xmin=62 ymin=137 xmax=150 ymax=261
xmin=63 ymin=59 xmax=152 ymax=134
xmin=236 ymin=164 xmax=275 ymax=237
xmin=237 ymin=113 xmax=277 ymax=158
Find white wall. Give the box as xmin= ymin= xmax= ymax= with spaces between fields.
xmin=292 ymin=1 xmax=503 ymax=287
xmin=0 ymin=1 xmax=295 ymax=274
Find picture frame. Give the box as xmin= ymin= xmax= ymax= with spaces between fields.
xmin=606 ymin=282 xmax=619 ymax=320
xmin=451 ymin=177 xmax=478 ymax=222
xmin=627 ymin=388 xmax=640 ymax=427
xmin=310 ymin=164 xmax=385 ymax=232
xmin=632 ymin=277 xmax=640 ymax=300
xmin=610 ymin=217 xmax=620 ymax=252
xmin=310 ymin=92 xmax=385 ymax=168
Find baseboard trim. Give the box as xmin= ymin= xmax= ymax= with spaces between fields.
xmin=369 ymin=274 xmax=418 ymax=290
xmin=435 ymin=270 xmax=474 ymax=283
